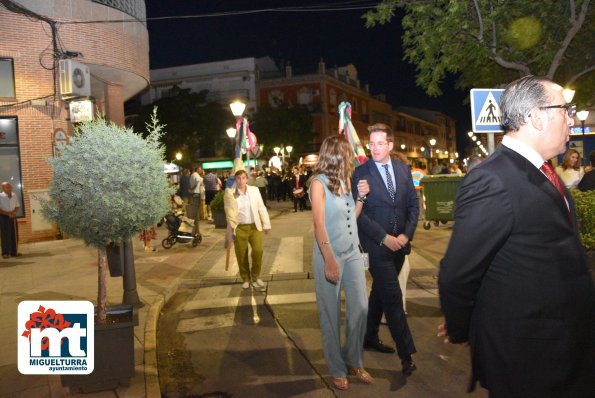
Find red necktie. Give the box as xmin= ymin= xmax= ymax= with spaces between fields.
xmin=540 ymin=162 xmax=566 ymax=201
xmin=296 ymin=177 xmax=299 ymax=189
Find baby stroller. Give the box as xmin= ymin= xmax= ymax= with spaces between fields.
xmin=161 ymin=196 xmax=202 ymax=249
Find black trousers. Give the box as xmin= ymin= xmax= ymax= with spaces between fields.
xmin=0 ymin=214 xmax=18 ymax=256
xmin=366 ymin=249 xmax=416 ymax=359
xmin=293 ymin=195 xmax=306 ymax=211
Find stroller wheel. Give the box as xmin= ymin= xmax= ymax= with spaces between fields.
xmin=192 ymin=235 xmax=202 ymax=247
xmin=162 ymin=237 xmax=173 ymax=249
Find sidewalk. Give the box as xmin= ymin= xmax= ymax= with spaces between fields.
xmin=0 ymin=201 xmax=289 ymax=398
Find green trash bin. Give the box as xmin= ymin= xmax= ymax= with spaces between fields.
xmin=420 ymin=175 xmax=464 ymax=230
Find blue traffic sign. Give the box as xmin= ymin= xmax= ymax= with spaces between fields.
xmin=470 ymin=89 xmax=505 ymax=133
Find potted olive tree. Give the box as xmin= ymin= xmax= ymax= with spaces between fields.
xmin=210 ymin=190 xmax=227 ymax=228
xmin=42 ymin=109 xmax=173 ymax=392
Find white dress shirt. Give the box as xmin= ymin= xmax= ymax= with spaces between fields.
xmin=236 ymin=188 xmax=254 ymax=225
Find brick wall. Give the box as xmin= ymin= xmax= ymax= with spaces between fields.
xmin=0 ymin=2 xmax=149 ymax=242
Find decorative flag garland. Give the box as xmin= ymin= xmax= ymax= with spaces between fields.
xmin=338 ymin=101 xmax=367 ymax=166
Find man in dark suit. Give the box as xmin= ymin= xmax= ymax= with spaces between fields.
xmin=439 ymin=76 xmax=595 ymax=397
xmin=352 ymin=123 xmax=419 ymax=375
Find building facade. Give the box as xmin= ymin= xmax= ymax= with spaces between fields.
xmin=0 ymin=0 xmax=150 ymax=242
xmin=141 ymin=57 xmax=279 ymax=115
xmin=257 ymin=60 xmax=457 ymax=163
xmin=257 ymin=60 xmax=394 ymax=152
xmin=394 ymin=107 xmax=457 ymax=163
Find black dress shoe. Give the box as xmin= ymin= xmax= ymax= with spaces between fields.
xmin=364 ymin=339 xmax=395 ymax=354
xmin=401 ymin=357 xmax=417 ymax=376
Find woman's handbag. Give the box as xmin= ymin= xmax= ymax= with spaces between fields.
xmin=359 ymin=244 xmax=369 ymax=269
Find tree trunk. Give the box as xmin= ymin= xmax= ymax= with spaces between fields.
xmin=97 ymin=247 xmax=107 ymax=324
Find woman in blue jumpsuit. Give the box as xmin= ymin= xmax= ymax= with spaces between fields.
xmin=308 ymin=135 xmax=372 ymax=390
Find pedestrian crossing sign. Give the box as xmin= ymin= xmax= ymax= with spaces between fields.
xmin=470 ymin=89 xmax=505 ymax=132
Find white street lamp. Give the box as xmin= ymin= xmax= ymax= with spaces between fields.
xmin=562 ymin=88 xmax=576 ymax=103
xmin=226 ymin=127 xmax=237 ymax=158
xmin=175 ymin=152 xmax=182 ymax=161
xmin=467 ymin=131 xmax=474 ymax=137
xmin=286 ymin=145 xmax=293 ymax=160
xmin=577 ymin=110 xmax=590 ymax=162
xmin=420 ymin=146 xmax=425 ymax=152
xmin=229 ymin=100 xmax=246 ymax=118
xmin=429 ymin=138 xmax=436 ymax=159
xmin=472 ymin=136 xmax=477 ymax=141
xmin=400 ymin=144 xmax=406 ymax=150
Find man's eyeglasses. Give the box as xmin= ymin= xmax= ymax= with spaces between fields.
xmin=539 ymin=103 xmax=577 ymax=118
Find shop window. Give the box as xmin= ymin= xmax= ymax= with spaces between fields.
xmin=0 ymin=117 xmax=24 ymax=217
xmin=0 ymin=58 xmax=16 ymax=99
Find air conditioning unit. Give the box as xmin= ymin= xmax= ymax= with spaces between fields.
xmin=59 ymin=59 xmax=90 ymax=98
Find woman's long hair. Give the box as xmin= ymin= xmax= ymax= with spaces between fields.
xmin=561 ymin=149 xmax=581 ymax=171
xmin=308 ymin=135 xmax=355 ymax=196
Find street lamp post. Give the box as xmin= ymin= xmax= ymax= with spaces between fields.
xmin=226 ymin=127 xmax=236 ymax=158
xmin=577 ymin=110 xmax=590 ymax=163
xmin=285 ymin=145 xmax=293 ymax=163
xmin=429 ymin=138 xmax=436 ymax=159
xmin=229 ymin=100 xmax=247 ymax=172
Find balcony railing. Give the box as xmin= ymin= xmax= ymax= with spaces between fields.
xmin=91 ymin=0 xmax=146 ymax=23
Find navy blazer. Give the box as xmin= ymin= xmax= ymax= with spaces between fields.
xmin=352 ymin=159 xmax=419 ymax=253
xmin=439 ymin=146 xmax=595 ymax=395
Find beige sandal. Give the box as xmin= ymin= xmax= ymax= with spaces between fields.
xmin=332 ymin=376 xmax=349 ymax=390
xmin=347 ymin=366 xmax=374 ymax=384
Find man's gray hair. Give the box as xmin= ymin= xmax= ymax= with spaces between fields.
xmin=500 ymin=75 xmax=552 ymax=132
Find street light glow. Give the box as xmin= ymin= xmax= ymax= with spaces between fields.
xmin=429 ymin=138 xmax=436 ymax=146
xmin=226 ymin=127 xmax=237 ymax=138
xmin=400 ymin=144 xmax=406 ymax=150
xmin=175 ymin=152 xmax=182 ymax=161
xmin=577 ymin=110 xmax=589 ymax=122
xmin=467 ymin=131 xmax=474 ymax=137
xmin=229 ymin=100 xmax=246 ymax=117
xmin=562 ymin=88 xmax=575 ymax=103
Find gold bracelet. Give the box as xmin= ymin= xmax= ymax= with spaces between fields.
xmin=320 ymin=240 xmax=330 ymax=246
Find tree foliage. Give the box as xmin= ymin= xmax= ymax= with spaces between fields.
xmin=251 ymin=101 xmax=315 ymax=157
xmin=43 ymin=112 xmax=174 ymax=247
xmin=131 ymin=87 xmax=234 ymax=163
xmin=364 ymin=0 xmax=594 ymax=105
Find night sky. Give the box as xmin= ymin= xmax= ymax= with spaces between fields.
xmin=144 ymin=0 xmax=472 ymax=150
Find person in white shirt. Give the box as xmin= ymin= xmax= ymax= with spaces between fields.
xmin=188 ymin=167 xmax=203 ymax=220
xmin=0 ymin=182 xmax=21 ymax=258
xmin=224 ymin=169 xmax=271 ymax=289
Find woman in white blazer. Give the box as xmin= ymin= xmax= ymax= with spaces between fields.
xmin=224 ymin=169 xmax=271 ymax=289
